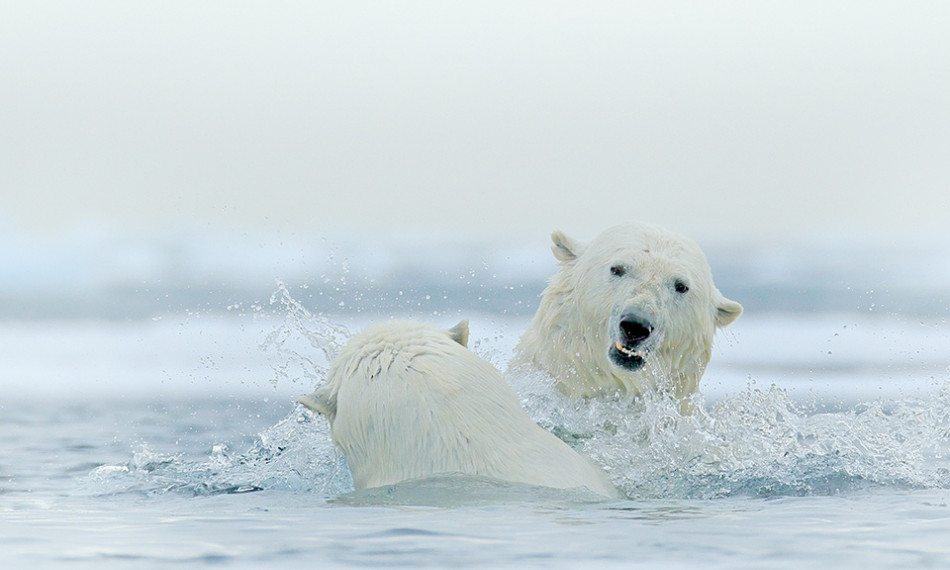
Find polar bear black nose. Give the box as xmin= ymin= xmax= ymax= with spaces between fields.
xmin=619 ymin=315 xmax=652 ymax=346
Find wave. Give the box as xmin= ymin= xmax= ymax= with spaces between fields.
xmin=572 ymin=385 xmax=950 ymax=499
xmin=85 ymin=381 xmax=950 ymax=502
xmin=85 ymin=293 xmax=950 ymax=503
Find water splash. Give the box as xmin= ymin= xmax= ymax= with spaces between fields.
xmin=88 ymin=407 xmax=352 ymax=498
xmin=86 ymin=287 xmax=950 ymax=502
xmin=513 ymin=377 xmax=950 ymax=500
xmin=260 ymin=280 xmax=350 ymax=389
xmin=88 ymin=283 xmax=356 ymax=498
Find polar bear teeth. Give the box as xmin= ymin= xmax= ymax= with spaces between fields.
xmin=615 ymin=341 xmax=643 ymax=358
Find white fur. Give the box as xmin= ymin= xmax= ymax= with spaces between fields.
xmin=515 ymin=222 xmax=742 ymax=407
xmin=299 ymin=319 xmax=617 ymax=497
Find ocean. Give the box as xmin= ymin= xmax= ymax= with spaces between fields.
xmin=2 ymin=228 xmax=950 ymax=568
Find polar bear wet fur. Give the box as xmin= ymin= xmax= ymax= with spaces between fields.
xmin=299 ymin=319 xmax=617 ymax=497
xmin=515 ymin=221 xmax=742 ymax=406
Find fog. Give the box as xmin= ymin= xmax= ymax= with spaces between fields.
xmin=2 ymin=2 xmax=949 ymax=243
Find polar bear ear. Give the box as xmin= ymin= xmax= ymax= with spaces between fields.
xmin=551 ymin=230 xmax=584 ymax=263
xmin=447 ymin=319 xmax=470 ymax=347
xmin=298 ymin=386 xmax=337 ymax=419
xmin=715 ymin=296 xmax=743 ymax=328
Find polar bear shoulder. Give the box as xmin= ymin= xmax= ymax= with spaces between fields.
xmin=300 ymin=319 xmax=617 ymax=497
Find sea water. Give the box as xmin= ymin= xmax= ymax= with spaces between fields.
xmin=2 ymin=231 xmax=950 ymax=568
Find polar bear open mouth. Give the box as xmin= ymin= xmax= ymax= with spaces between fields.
xmin=609 ymin=340 xmax=648 ymax=370
xmin=608 ymin=311 xmax=654 ymax=371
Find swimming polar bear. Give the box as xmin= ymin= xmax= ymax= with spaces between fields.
xmin=515 ymin=222 xmax=742 ymax=409
xmin=299 ymin=319 xmax=617 ymax=498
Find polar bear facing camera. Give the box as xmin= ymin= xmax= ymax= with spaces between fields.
xmin=515 ymin=222 xmax=742 ymax=407
xmin=299 ymin=319 xmax=617 ymax=498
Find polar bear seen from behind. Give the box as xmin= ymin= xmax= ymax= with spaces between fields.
xmin=299 ymin=319 xmax=617 ymax=497
xmin=515 ymin=222 xmax=742 ymax=408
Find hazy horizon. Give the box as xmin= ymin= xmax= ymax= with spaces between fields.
xmin=3 ymin=2 xmax=950 ymax=244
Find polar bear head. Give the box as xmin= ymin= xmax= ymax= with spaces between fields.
xmin=515 ymin=222 xmax=741 ymax=405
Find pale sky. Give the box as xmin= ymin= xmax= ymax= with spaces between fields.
xmin=2 ymin=2 xmax=949 ymax=243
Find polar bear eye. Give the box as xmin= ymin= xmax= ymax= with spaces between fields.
xmin=610 ymin=265 xmax=626 ymax=277
xmin=673 ymin=279 xmax=690 ymax=294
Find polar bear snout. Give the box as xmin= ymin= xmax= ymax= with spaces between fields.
xmin=609 ymin=311 xmax=655 ymax=370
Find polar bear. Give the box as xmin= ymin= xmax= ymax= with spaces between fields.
xmin=299 ymin=319 xmax=617 ymax=497
xmin=515 ymin=222 xmax=742 ymax=408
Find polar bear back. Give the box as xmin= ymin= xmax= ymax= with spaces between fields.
xmin=301 ymin=320 xmax=616 ymax=497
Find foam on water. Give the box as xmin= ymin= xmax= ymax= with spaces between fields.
xmin=88 ymin=410 xmax=352 ymax=498
xmin=84 ymin=295 xmax=950 ymax=505
xmin=579 ymin=385 xmax=950 ymax=499
xmin=87 ymin=284 xmax=355 ymax=498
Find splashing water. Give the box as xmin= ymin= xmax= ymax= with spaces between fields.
xmin=514 ymin=378 xmax=950 ymax=500
xmin=89 ymin=283 xmax=358 ymax=498
xmin=260 ymin=280 xmax=351 ymax=389
xmin=88 ymin=408 xmax=353 ymax=498
xmin=87 ymin=287 xmax=950 ymax=502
